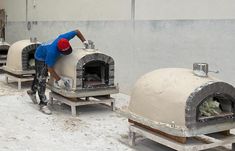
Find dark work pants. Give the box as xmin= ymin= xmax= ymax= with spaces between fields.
xmin=31 ymin=59 xmax=48 ymax=105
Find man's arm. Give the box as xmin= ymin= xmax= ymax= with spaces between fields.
xmin=75 ymin=29 xmax=86 ymax=42
xmin=48 ymin=67 xmax=70 ymax=89
xmin=48 ymin=67 xmax=60 ymax=81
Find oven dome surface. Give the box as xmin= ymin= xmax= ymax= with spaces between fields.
xmin=53 ymin=48 xmax=114 ymax=89
xmin=4 ymin=40 xmax=40 ymax=74
xmin=128 ymin=68 xmax=235 ymax=136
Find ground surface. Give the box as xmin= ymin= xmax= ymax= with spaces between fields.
xmin=0 ymin=73 xmax=234 ymax=151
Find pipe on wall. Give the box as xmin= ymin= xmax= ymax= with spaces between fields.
xmin=131 ymin=0 xmax=135 ymax=20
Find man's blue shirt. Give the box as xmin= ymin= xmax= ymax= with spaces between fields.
xmin=35 ymin=30 xmax=77 ymax=67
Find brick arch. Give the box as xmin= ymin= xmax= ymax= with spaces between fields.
xmin=185 ymin=81 xmax=235 ymax=128
xmin=22 ymin=43 xmax=41 ymax=70
xmin=76 ymin=53 xmax=114 ymax=89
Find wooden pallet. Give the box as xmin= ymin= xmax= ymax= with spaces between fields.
xmin=49 ymin=92 xmax=115 ymax=116
xmin=4 ymin=72 xmax=34 ymax=90
xmin=129 ymin=124 xmax=235 ymax=151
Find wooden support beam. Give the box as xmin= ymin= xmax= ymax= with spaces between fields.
xmin=128 ymin=119 xmax=187 ymax=144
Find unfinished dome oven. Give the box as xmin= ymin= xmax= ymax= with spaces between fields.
xmin=126 ymin=67 xmax=235 ymax=137
xmin=3 ymin=40 xmax=41 ymax=75
xmin=48 ymin=48 xmax=119 ymax=98
xmin=0 ymin=41 xmax=10 ymax=69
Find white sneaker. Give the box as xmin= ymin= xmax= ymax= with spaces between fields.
xmin=27 ymin=90 xmax=38 ymax=104
xmin=40 ymin=105 xmax=52 ymax=115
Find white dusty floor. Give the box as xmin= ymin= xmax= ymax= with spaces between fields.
xmin=0 ymin=73 xmax=234 ymax=151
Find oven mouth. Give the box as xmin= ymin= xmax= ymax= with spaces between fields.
xmin=27 ymin=50 xmax=35 ymax=70
xmin=22 ymin=43 xmax=40 ymax=71
xmin=196 ymin=94 xmax=235 ymax=123
xmin=76 ymin=53 xmax=115 ymax=89
xmin=82 ymin=60 xmax=109 ymax=88
xmin=0 ymin=49 xmax=8 ymax=60
xmin=0 ymin=49 xmax=8 ymax=55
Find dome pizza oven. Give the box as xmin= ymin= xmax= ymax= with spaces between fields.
xmin=0 ymin=41 xmax=10 ymax=69
xmin=126 ymin=65 xmax=235 ymax=137
xmin=48 ymin=48 xmax=119 ymax=98
xmin=3 ymin=40 xmax=41 ymax=75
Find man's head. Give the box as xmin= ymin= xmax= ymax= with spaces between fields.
xmin=57 ymin=38 xmax=72 ymax=55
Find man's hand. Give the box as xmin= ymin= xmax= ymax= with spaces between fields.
xmin=54 ymin=78 xmax=71 ymax=89
xmin=83 ymin=40 xmax=89 ymax=49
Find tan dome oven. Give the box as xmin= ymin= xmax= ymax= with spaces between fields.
xmin=3 ymin=39 xmax=41 ymax=89
xmin=127 ymin=67 xmax=235 ymax=137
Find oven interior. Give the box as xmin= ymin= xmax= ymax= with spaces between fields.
xmin=197 ymin=94 xmax=234 ymax=123
xmin=82 ymin=60 xmax=109 ymax=88
xmin=23 ymin=49 xmax=36 ymax=70
xmin=0 ymin=49 xmax=8 ymax=56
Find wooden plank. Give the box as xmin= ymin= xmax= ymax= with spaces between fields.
xmin=218 ymin=130 xmax=231 ymax=136
xmin=128 ymin=119 xmax=187 ymax=144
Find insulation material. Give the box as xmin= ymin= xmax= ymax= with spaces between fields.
xmin=28 ymin=58 xmax=35 ymax=67
xmin=199 ymin=98 xmax=222 ymax=117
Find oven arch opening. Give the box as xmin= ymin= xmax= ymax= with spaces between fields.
xmin=196 ymin=94 xmax=235 ymax=123
xmin=0 ymin=48 xmax=8 ymax=65
xmin=21 ymin=44 xmax=40 ymax=71
xmin=27 ymin=50 xmax=35 ymax=70
xmin=0 ymin=49 xmax=8 ymax=56
xmin=82 ymin=60 xmax=109 ymax=88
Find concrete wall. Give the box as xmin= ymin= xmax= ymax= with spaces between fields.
xmin=4 ymin=0 xmax=235 ymax=21
xmin=136 ymin=0 xmax=235 ymax=20
xmin=0 ymin=0 xmax=4 ymax=9
xmin=6 ymin=20 xmax=235 ymax=94
xmin=4 ymin=0 xmax=235 ymax=94
xmin=5 ymin=0 xmax=26 ymax=21
xmin=27 ymin=0 xmax=131 ymax=21
xmin=4 ymin=0 xmax=235 ymax=27
xmin=5 ymin=0 xmax=131 ymax=21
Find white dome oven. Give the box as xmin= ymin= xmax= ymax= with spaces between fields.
xmin=48 ymin=48 xmax=119 ymax=98
xmin=3 ymin=40 xmax=41 ymax=75
xmin=2 ymin=39 xmax=41 ymax=90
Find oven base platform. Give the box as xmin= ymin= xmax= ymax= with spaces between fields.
xmin=49 ymin=92 xmax=115 ymax=116
xmin=121 ymin=109 xmax=235 ymax=137
xmin=47 ymin=84 xmax=119 ymax=98
xmin=4 ymin=72 xmax=34 ymax=90
xmin=2 ymin=66 xmax=35 ymax=75
xmin=128 ymin=124 xmax=235 ymax=151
